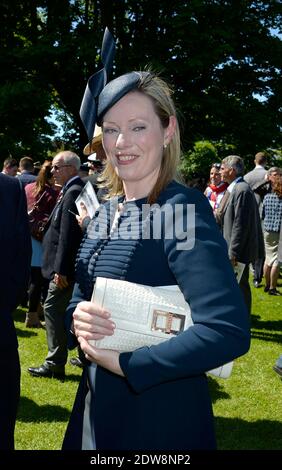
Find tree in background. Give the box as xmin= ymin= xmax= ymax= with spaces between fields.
xmin=0 ymin=0 xmax=281 ymax=167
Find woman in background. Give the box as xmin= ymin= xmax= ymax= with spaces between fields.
xmin=262 ymin=175 xmax=282 ymax=295
xmin=204 ymin=163 xmax=228 ymax=213
xmin=25 ymin=162 xmax=58 ymax=327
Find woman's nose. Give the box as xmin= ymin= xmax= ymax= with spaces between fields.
xmin=115 ymin=131 xmax=130 ymax=148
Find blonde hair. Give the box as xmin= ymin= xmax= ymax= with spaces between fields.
xmin=98 ymin=72 xmax=181 ymax=204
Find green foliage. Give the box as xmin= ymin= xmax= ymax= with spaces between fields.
xmin=0 ymin=1 xmax=281 ymax=163
xmin=180 ymin=140 xmax=218 ymax=182
xmin=179 ymin=139 xmax=237 ymax=182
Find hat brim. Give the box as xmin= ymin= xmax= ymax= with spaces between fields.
xmin=83 ymin=134 xmax=103 ymax=155
xmin=97 ymin=71 xmax=150 ymax=125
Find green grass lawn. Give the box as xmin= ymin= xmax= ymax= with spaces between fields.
xmin=14 ymin=281 xmax=282 ymax=450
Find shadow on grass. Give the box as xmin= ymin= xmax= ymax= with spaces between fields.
xmin=25 ymin=372 xmax=82 ymax=384
xmin=13 ymin=307 xmax=26 ymax=323
xmin=208 ymin=377 xmax=230 ymax=402
xmin=215 ymin=416 xmax=282 ymax=450
xmin=250 ymin=314 xmax=282 ymax=344
xmin=63 ymin=373 xmax=82 ymax=383
xmin=17 ymin=396 xmax=70 ymax=423
xmin=15 ymin=327 xmax=38 ymax=338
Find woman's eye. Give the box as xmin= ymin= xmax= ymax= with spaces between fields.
xmin=104 ymin=128 xmax=117 ymax=134
xmin=133 ymin=126 xmax=145 ymax=132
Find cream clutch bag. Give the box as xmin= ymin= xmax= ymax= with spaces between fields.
xmin=91 ymin=277 xmax=233 ymax=379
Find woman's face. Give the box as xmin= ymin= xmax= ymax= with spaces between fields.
xmin=102 ymin=91 xmax=173 ymax=198
xmin=210 ymin=168 xmax=221 ymax=186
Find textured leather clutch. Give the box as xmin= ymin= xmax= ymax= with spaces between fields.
xmin=91 ymin=277 xmax=233 ymax=379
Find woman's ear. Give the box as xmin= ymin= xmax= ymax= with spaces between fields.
xmin=164 ymin=116 xmax=177 ymax=147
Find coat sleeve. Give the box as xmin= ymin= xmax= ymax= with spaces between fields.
xmin=3 ymin=179 xmax=31 ymax=313
xmin=54 ymin=189 xmax=83 ymax=276
xmin=119 ymin=191 xmax=250 ymax=393
xmin=65 ymin=282 xmax=85 ymax=349
xmin=228 ymin=189 xmax=256 ymax=260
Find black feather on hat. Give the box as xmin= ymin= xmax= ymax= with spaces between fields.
xmin=80 ymin=27 xmax=115 ymax=142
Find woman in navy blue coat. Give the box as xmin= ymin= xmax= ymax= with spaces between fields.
xmin=63 ymin=71 xmax=250 ymax=450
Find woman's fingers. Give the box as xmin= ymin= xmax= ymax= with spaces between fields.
xmin=74 ymin=300 xmax=110 ymax=319
xmin=77 ymin=337 xmax=124 ymax=377
xmin=72 ymin=300 xmax=115 ymax=339
xmin=74 ymin=325 xmax=114 ymax=341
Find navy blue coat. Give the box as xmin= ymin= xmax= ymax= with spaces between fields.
xmin=63 ymin=181 xmax=250 ymax=450
xmin=42 ymin=177 xmax=84 ymax=281
xmin=0 ymin=174 xmax=31 ymax=349
xmin=0 ymin=174 xmax=31 ymax=449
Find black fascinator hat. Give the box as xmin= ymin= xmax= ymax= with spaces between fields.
xmin=80 ymin=29 xmax=150 ymax=142
xmin=97 ymin=71 xmax=150 ymax=125
xmin=80 ymin=27 xmax=115 ymax=142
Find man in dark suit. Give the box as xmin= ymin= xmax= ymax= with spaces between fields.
xmin=244 ymin=152 xmax=267 ymax=287
xmin=0 ymin=174 xmax=31 ymax=449
xmin=28 ymin=151 xmax=84 ymax=379
xmin=218 ymin=155 xmax=264 ymax=314
xmin=17 ymin=156 xmax=37 ymax=187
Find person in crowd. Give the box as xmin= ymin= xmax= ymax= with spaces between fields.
xmin=244 ymin=152 xmax=268 ymax=288
xmin=83 ymin=124 xmax=105 ymax=162
xmin=62 ymin=71 xmax=250 ymax=450
xmin=17 ymin=156 xmax=37 ymax=187
xmin=252 ymin=166 xmax=281 ymax=201
xmin=0 ymin=174 xmax=31 ymax=449
xmin=204 ymin=163 xmax=228 ymax=213
xmin=273 ymin=355 xmax=282 ymax=378
xmin=217 ymin=155 xmax=264 ymax=314
xmin=69 ymin=129 xmax=106 ymax=369
xmin=2 ymin=157 xmax=18 ymax=176
xmin=79 ymin=163 xmax=90 ymax=179
xmin=272 ymin=221 xmax=282 ymax=377
xmin=262 ymin=175 xmax=282 ymax=295
xmin=82 ymin=125 xmax=106 ymax=193
xmin=28 ymin=151 xmax=84 ymax=379
xmin=273 ymin=220 xmax=282 ymax=377
xmin=25 ymin=162 xmax=58 ymax=327
xmin=267 ymin=167 xmax=282 ymax=185
xmin=244 ymin=152 xmax=268 ymax=201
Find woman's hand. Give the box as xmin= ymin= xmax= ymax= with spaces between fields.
xmin=78 ymin=336 xmax=124 ymax=377
xmin=54 ymin=273 xmax=69 ymax=289
xmin=72 ymin=301 xmax=124 ymax=377
xmin=76 ymin=205 xmax=89 ymax=228
xmin=73 ymin=301 xmax=115 ymax=342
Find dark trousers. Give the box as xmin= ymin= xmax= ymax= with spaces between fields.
xmin=0 ymin=349 xmax=20 ymax=449
xmin=29 ymin=267 xmax=50 ymax=312
xmin=239 ymin=265 xmax=251 ymax=315
xmin=252 ymin=257 xmax=265 ymax=283
xmin=44 ymin=280 xmax=73 ymax=369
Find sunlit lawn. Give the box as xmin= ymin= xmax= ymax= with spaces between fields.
xmin=14 ymin=279 xmax=282 ymax=450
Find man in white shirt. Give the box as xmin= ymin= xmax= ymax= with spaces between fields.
xmin=218 ymin=155 xmax=264 ymax=314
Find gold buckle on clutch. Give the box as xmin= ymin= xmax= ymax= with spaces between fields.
xmin=151 ymin=310 xmax=185 ymax=335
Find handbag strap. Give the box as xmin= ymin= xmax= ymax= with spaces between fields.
xmin=29 ymin=189 xmax=47 ymax=213
xmin=33 ymin=189 xmax=47 ymax=208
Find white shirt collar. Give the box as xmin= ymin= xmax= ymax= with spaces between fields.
xmin=65 ymin=175 xmax=80 ymax=188
xmin=227 ymin=176 xmax=242 ymax=193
